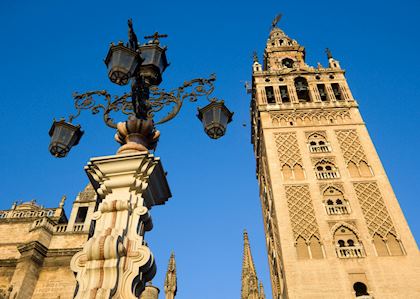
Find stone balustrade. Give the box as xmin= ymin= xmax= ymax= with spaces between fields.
xmin=336 ymin=245 xmax=365 ymax=258
xmin=325 ymin=204 xmax=349 ymax=215
xmin=30 ymin=217 xmax=56 ymax=232
xmin=309 ymin=144 xmax=331 ymax=153
xmin=316 ymin=170 xmax=339 ymax=180
xmin=0 ymin=209 xmax=56 ymax=219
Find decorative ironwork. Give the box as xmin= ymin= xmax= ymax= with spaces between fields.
xmin=69 ymin=74 xmax=217 ymax=128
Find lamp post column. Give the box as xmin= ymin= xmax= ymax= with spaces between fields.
xmin=70 ymin=151 xmax=171 ymax=298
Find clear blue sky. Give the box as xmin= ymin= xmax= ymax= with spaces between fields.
xmin=1 ymin=1 xmax=419 ymax=298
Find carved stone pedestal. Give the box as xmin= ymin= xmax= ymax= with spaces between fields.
xmin=70 ymin=152 xmax=171 ymax=298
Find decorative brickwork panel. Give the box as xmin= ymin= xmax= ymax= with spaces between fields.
xmin=285 ymin=185 xmax=320 ymax=241
xmin=353 ymin=182 xmax=396 ymax=237
xmin=270 ymin=109 xmax=351 ymax=126
xmin=273 ymin=132 xmax=302 ymax=167
xmin=335 ymin=129 xmax=367 ymax=165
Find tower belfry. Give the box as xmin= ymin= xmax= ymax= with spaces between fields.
xmin=251 ymin=20 xmax=420 ymax=298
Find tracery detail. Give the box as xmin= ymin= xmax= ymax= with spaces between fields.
xmin=274 ymin=132 xmax=305 ymax=180
xmin=270 ymin=109 xmax=351 ymax=126
xmin=353 ymin=182 xmax=396 ymax=237
xmin=335 ymin=129 xmax=373 ymax=177
xmin=285 ymin=185 xmax=320 ymax=241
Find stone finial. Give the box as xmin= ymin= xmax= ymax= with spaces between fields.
xmin=59 ymin=195 xmax=66 ymax=208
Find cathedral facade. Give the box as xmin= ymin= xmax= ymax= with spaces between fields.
xmin=249 ymin=24 xmax=420 ymax=298
xmin=0 ymin=185 xmax=177 ymax=299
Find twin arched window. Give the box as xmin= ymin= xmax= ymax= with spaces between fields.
xmin=334 ymin=226 xmax=364 ymax=258
xmin=315 ymin=161 xmax=339 ymax=180
xmin=308 ymin=133 xmax=330 ymax=153
xmin=323 ymin=187 xmax=349 ymax=215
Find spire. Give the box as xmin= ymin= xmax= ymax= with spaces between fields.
xmin=241 ymin=230 xmax=259 ymax=299
xmin=259 ymin=282 xmax=266 ymax=299
xmin=164 ymin=252 xmax=177 ymax=299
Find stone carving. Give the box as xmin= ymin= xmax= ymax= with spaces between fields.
xmin=273 ymin=132 xmax=302 ymax=167
xmin=319 ymin=182 xmax=344 ymax=194
xmin=71 ymin=153 xmax=171 ymax=298
xmin=270 ymin=109 xmax=351 ymax=126
xmin=311 ymin=157 xmax=336 ymax=165
xmin=285 ymin=185 xmax=320 ymax=241
xmin=335 ymin=129 xmax=367 ymax=165
xmin=353 ymin=182 xmax=396 ymax=238
xmin=305 ymin=130 xmax=327 ymax=139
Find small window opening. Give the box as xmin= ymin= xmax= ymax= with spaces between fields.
xmin=294 ymin=77 xmax=310 ymax=102
xmin=279 ymin=39 xmax=284 ymax=45
xmin=317 ymin=166 xmax=324 ymax=171
xmin=338 ymin=240 xmax=345 ymax=247
xmin=282 ymin=58 xmax=294 ymax=68
xmin=318 ymin=140 xmax=325 ymax=145
xmin=327 ymin=200 xmax=334 ymax=205
xmin=265 ymin=86 xmax=276 ymax=104
xmin=75 ymin=207 xmax=88 ymax=223
xmin=317 ymin=84 xmax=328 ymax=101
xmin=353 ymin=282 xmax=369 ymax=297
xmin=347 ymin=239 xmax=355 ymax=247
xmin=310 ymin=141 xmax=317 ymax=146
xmin=336 ymin=199 xmax=343 ymax=205
xmin=279 ymin=86 xmax=290 ymax=103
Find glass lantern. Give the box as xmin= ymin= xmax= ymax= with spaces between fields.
xmin=197 ymin=100 xmax=233 ymax=139
xmin=48 ymin=120 xmax=84 ymax=158
xmin=138 ymin=42 xmax=169 ymax=86
xmin=104 ymin=42 xmax=141 ymax=86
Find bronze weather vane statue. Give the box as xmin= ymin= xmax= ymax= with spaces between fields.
xmin=49 ymin=19 xmax=233 ymax=157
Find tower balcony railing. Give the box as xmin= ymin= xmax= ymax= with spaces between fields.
xmin=325 ymin=204 xmax=349 ymax=215
xmin=316 ymin=170 xmax=339 ymax=180
xmin=336 ymin=245 xmax=365 ymax=258
xmin=309 ymin=144 xmax=331 ymax=153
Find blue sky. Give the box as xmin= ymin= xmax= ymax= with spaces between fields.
xmin=0 ymin=1 xmax=419 ymax=298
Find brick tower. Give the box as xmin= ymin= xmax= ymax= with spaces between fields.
xmin=250 ymin=23 xmax=420 ymax=298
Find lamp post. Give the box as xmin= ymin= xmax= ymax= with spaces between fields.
xmin=49 ymin=19 xmax=233 ymax=298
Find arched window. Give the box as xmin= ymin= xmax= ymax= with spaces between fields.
xmin=294 ymin=77 xmax=311 ymax=102
xmin=334 ymin=226 xmax=364 ymax=258
xmin=353 ymin=282 xmax=370 ymax=297
xmin=315 ymin=161 xmax=339 ymax=180
xmin=308 ymin=133 xmax=331 ymax=153
xmin=282 ymin=58 xmax=294 ymax=68
xmin=323 ymin=187 xmax=349 ymax=215
xmin=281 ymin=163 xmax=305 ymax=181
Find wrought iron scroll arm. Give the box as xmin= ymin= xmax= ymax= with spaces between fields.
xmin=67 ymin=74 xmax=218 ymax=128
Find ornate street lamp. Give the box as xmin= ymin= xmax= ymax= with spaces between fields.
xmin=48 ymin=119 xmax=83 ymax=158
xmin=197 ymin=99 xmax=233 ymax=139
xmin=48 ymin=19 xmax=233 ymax=298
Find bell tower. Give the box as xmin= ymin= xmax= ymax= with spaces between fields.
xmin=251 ymin=22 xmax=420 ymax=298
